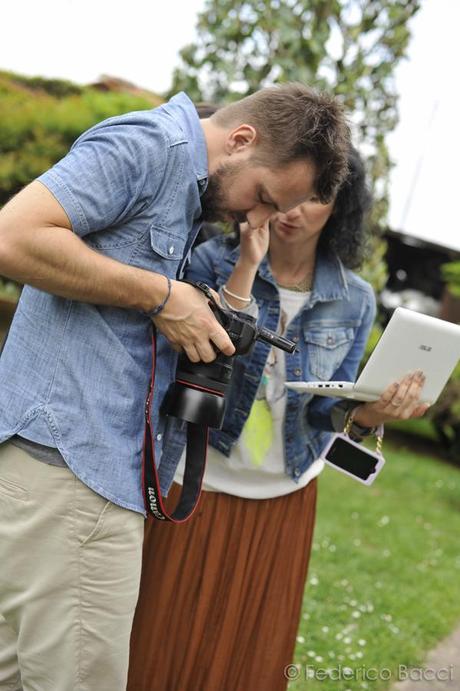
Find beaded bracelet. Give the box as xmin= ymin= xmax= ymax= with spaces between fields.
xmin=144 ymin=276 xmax=172 ymax=318
xmin=222 ymin=284 xmax=251 ymax=303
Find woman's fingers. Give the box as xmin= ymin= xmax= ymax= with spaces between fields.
xmin=377 ymin=381 xmax=399 ymax=408
xmin=359 ymin=371 xmax=429 ymax=426
xmin=374 ymin=371 xmax=426 ymax=419
xmin=386 ymin=371 xmax=426 ymax=418
xmin=412 ymin=403 xmax=431 ymax=418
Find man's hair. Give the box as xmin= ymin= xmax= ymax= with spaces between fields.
xmin=211 ymin=83 xmax=351 ymax=203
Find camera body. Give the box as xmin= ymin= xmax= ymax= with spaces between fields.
xmin=162 ymin=282 xmax=296 ymax=429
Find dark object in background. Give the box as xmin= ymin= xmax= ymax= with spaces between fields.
xmin=380 ymin=229 xmax=457 ymax=323
xmin=385 ymin=230 xmax=450 ymax=299
xmin=381 ymin=228 xmax=460 ymax=461
xmin=194 ymin=222 xmax=222 ymax=246
xmin=194 ymin=102 xmax=220 ymax=118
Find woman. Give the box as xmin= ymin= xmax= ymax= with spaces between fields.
xmin=128 ymin=148 xmax=428 ymax=691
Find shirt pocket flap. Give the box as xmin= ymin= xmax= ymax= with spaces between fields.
xmin=150 ymin=227 xmax=186 ymax=260
xmin=303 ymin=327 xmax=354 ymax=349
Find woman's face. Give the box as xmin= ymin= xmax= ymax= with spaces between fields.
xmin=270 ymin=198 xmax=334 ymax=245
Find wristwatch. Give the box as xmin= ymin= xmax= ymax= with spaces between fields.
xmin=345 ymin=406 xmax=378 ymax=440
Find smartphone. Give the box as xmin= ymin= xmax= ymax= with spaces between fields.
xmin=320 ymin=433 xmax=385 ymax=486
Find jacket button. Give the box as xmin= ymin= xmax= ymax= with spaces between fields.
xmin=168 ymin=245 xmax=175 ymax=255
xmin=294 ymin=468 xmax=301 ymax=477
xmin=292 ymin=335 xmax=299 ymax=343
xmin=327 ymin=336 xmax=334 ymax=345
xmin=294 ymin=368 xmax=302 ymax=376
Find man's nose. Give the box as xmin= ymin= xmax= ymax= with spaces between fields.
xmin=246 ymin=205 xmax=275 ymax=229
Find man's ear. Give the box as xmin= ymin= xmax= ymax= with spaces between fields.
xmin=225 ymin=124 xmax=258 ymax=155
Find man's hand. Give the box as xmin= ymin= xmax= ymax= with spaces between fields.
xmin=353 ymin=370 xmax=430 ymax=428
xmin=152 ymin=281 xmax=235 ymax=362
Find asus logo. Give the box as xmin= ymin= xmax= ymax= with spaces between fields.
xmin=419 ymin=345 xmax=432 ymax=352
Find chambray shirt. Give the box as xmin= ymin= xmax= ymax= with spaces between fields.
xmin=158 ymin=235 xmax=376 ymax=492
xmin=0 ymin=93 xmax=207 ymax=514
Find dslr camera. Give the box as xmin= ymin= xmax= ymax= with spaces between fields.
xmin=162 ymin=281 xmax=296 ymax=429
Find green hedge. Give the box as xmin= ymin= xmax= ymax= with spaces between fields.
xmin=441 ymin=261 xmax=460 ymax=298
xmin=0 ymin=71 xmax=160 ymax=206
xmin=0 ymin=71 xmax=162 ymax=301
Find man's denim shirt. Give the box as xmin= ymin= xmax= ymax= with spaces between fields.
xmin=0 ymin=93 xmax=208 ymax=515
xmin=159 ymin=235 xmax=376 ymax=492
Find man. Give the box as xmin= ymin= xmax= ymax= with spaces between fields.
xmin=0 ymin=83 xmax=350 ymax=690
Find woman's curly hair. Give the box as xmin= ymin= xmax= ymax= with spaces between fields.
xmin=317 ymin=145 xmax=373 ymax=270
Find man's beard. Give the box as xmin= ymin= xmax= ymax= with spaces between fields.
xmin=200 ymin=160 xmax=245 ymax=223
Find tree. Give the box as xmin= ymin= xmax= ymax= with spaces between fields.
xmin=170 ymin=0 xmax=421 ymax=290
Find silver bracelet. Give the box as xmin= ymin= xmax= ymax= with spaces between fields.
xmin=222 ymin=284 xmax=251 ymax=303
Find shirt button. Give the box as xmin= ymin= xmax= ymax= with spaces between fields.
xmin=294 ymin=368 xmax=302 ymax=376
xmin=294 ymin=468 xmax=301 ymax=478
xmin=292 ymin=335 xmax=299 ymax=343
xmin=156 ymin=433 xmax=162 ymax=441
xmin=168 ymin=245 xmax=175 ymax=255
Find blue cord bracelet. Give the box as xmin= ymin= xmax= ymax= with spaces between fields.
xmin=144 ymin=276 xmax=172 ymax=318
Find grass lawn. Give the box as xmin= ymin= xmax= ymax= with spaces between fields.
xmin=288 ymin=435 xmax=460 ymax=690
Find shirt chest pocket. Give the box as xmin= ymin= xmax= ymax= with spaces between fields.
xmin=303 ymin=327 xmax=354 ymax=380
xmin=149 ymin=226 xmax=187 ymax=276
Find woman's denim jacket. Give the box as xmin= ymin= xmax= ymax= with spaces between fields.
xmin=158 ymin=234 xmax=376 ymax=493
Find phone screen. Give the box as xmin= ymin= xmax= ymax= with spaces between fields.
xmin=324 ymin=436 xmax=379 ymax=480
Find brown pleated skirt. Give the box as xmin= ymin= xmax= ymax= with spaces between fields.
xmin=128 ymin=479 xmax=317 ymax=691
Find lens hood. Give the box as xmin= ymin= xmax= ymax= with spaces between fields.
xmin=162 ymin=380 xmax=226 ymax=428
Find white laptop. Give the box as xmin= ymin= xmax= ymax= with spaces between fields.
xmin=286 ymin=307 xmax=460 ymax=404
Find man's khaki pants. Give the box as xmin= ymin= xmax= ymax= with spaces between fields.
xmin=0 ymin=442 xmax=144 ymax=691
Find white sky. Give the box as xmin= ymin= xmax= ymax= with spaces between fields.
xmin=387 ymin=0 xmax=459 ymax=252
xmin=1 ymin=0 xmax=458 ymax=251
xmin=0 ymin=0 xmax=205 ymax=93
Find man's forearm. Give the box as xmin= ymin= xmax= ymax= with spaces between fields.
xmin=0 ymin=224 xmax=166 ymax=313
xmin=0 ymin=181 xmax=235 ymax=358
xmin=0 ymin=180 xmax=168 ymax=312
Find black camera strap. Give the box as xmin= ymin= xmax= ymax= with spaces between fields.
xmin=142 ymin=328 xmax=211 ymax=522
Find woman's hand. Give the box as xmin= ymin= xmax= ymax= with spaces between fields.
xmin=238 ymin=220 xmax=270 ymax=268
xmin=352 ymin=370 xmax=430 ymax=428
xmin=220 ymin=221 xmax=270 ymax=310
